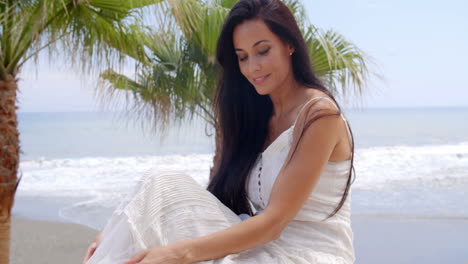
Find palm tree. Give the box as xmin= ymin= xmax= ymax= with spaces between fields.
xmin=98 ymin=0 xmax=372 ymax=177
xmin=0 ymin=0 xmax=161 ymax=262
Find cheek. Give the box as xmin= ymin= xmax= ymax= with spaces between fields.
xmin=239 ymin=63 xmax=248 ymax=79
xmin=272 ymin=53 xmax=291 ymax=75
xmin=272 ymin=51 xmax=289 ymax=65
xmin=265 ymin=50 xmax=288 ymax=71
xmin=258 ymin=56 xmax=274 ymax=71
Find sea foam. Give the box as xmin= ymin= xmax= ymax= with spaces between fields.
xmin=15 ymin=142 xmax=468 ymax=229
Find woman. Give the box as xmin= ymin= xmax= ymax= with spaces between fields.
xmin=83 ymin=0 xmax=355 ymax=263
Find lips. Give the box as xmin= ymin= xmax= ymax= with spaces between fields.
xmin=252 ymin=74 xmax=270 ymax=85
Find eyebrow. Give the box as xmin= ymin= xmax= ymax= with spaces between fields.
xmin=234 ymin=40 xmax=271 ymax=51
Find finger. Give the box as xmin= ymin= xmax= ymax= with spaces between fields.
xmin=82 ymin=248 xmax=93 ymax=264
xmin=82 ymin=243 xmax=97 ymax=264
xmin=124 ymin=250 xmax=148 ymax=264
xmin=88 ymin=244 xmax=97 ymax=256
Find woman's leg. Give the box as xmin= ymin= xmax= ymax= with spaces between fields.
xmin=86 ymin=169 xmax=243 ymax=263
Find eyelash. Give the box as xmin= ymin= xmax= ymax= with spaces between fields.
xmin=239 ymin=48 xmax=271 ymax=62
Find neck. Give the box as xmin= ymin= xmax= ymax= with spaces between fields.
xmin=268 ymin=79 xmax=314 ymax=119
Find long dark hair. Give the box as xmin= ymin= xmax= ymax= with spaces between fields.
xmin=207 ymin=0 xmax=355 ymax=219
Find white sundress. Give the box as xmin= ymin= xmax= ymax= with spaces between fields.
xmin=86 ymin=96 xmax=355 ymax=264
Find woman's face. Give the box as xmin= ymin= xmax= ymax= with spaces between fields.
xmin=233 ymin=19 xmax=295 ymax=95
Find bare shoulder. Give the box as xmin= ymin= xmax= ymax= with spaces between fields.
xmin=299 ymin=92 xmax=341 ymax=122
xmin=296 ymin=91 xmax=351 ymax=161
xmin=308 ymin=93 xmax=352 ymax=161
xmin=293 ymin=94 xmax=343 ymax=148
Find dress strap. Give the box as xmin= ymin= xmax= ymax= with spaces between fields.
xmin=292 ymin=96 xmax=329 ymax=126
xmin=292 ymin=96 xmax=353 ymax=149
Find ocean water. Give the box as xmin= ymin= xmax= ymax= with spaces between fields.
xmin=12 ymin=108 xmax=468 ymax=230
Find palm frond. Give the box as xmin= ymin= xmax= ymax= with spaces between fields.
xmin=0 ymin=0 xmax=161 ymax=79
xmin=282 ymin=0 xmax=309 ymax=29
xmin=305 ymin=26 xmax=373 ymax=99
xmin=96 ymin=0 xmax=376 ymax=132
xmin=169 ymin=0 xmax=228 ymax=63
xmin=213 ymin=0 xmax=238 ymax=9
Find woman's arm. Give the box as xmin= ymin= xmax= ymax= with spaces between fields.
xmin=185 ymin=115 xmax=343 ymax=263
xmin=126 ymin=114 xmax=344 ymax=264
xmin=179 ymin=208 xmax=286 ymax=262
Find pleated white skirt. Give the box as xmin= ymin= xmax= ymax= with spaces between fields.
xmin=86 ymin=169 xmax=348 ymax=264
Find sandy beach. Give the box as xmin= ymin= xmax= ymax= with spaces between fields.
xmin=10 ymin=215 xmax=468 ymax=264
xmin=351 ymin=215 xmax=468 ymax=264
xmin=10 ymin=216 xmax=97 ymax=264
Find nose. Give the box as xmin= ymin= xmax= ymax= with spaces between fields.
xmin=247 ymin=56 xmax=261 ymax=75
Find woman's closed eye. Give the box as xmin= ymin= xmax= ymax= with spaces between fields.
xmin=238 ymin=47 xmax=271 ymax=62
xmin=259 ymin=47 xmax=270 ymax=55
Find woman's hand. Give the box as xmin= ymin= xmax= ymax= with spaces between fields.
xmin=82 ymin=230 xmax=103 ymax=264
xmin=124 ymin=244 xmax=189 ymax=264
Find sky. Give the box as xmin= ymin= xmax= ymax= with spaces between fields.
xmin=17 ymin=0 xmax=468 ymax=112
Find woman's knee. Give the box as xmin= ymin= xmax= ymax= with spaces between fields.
xmin=140 ymin=168 xmax=197 ymax=190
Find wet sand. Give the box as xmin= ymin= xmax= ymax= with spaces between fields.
xmin=10 ymin=215 xmax=468 ymax=264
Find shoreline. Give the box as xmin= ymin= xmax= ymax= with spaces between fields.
xmin=10 ymin=215 xmax=468 ymax=264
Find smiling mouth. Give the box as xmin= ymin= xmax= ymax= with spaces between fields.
xmin=253 ymin=74 xmax=270 ymax=84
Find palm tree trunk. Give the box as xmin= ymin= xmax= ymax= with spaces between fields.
xmin=0 ymin=77 xmax=21 ymax=264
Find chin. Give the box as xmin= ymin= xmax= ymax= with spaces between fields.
xmin=252 ymin=84 xmax=274 ymax=96
xmin=254 ymin=88 xmax=269 ymax=96
xmin=255 ymin=89 xmax=269 ymax=96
